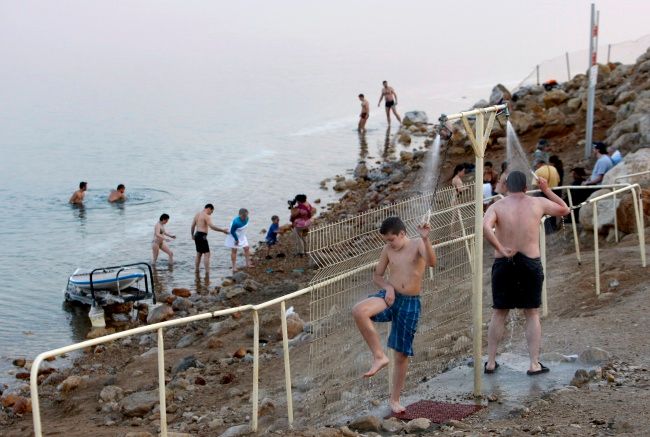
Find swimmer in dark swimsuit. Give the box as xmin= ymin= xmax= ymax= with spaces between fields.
xmin=358 ymin=93 xmax=369 ymax=132
xmin=377 ymin=80 xmax=402 ymax=125
xmin=190 ymin=204 xmax=229 ymax=275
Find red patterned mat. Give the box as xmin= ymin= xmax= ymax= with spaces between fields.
xmin=390 ymin=400 xmax=484 ymax=422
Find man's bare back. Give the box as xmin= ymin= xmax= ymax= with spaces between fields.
xmin=192 ymin=211 xmax=212 ymax=234
xmin=69 ymin=189 xmax=85 ymax=204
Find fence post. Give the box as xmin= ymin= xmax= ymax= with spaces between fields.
xmin=593 ymin=203 xmax=600 ymax=295
xmin=566 ymin=189 xmax=582 ymax=264
xmin=613 ymin=191 xmax=619 ymax=242
xmin=252 ymin=310 xmax=260 ymax=432
xmin=279 ymin=301 xmax=294 ymax=427
xmin=631 ymin=187 xmax=647 ymax=267
xmin=157 ymin=328 xmax=168 ymax=437
xmin=565 ymin=52 xmax=571 ymax=81
xmin=607 ymin=44 xmax=611 ymax=63
xmin=536 ymin=64 xmax=540 ymax=85
xmin=540 ymin=220 xmax=548 ymax=317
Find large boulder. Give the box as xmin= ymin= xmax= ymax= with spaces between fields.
xmin=147 ymin=304 xmax=175 ymax=324
xmin=489 ymin=84 xmax=511 ymax=105
xmin=119 ymin=389 xmax=160 ymax=417
xmin=579 ymin=189 xmax=621 ymax=233
xmin=403 ymin=111 xmax=428 ymax=125
xmin=602 ymin=149 xmax=650 ymax=188
xmin=543 ymin=89 xmax=569 ymax=108
xmin=616 ymin=189 xmax=650 ymax=234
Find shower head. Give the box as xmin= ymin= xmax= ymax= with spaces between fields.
xmin=437 ymin=114 xmax=452 ymax=141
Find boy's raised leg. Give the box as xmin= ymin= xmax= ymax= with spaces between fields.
xmin=352 ymin=297 xmax=390 ymax=377
xmin=389 ymin=352 xmax=408 ymax=413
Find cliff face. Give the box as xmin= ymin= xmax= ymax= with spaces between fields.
xmin=443 ymin=46 xmax=650 ymax=177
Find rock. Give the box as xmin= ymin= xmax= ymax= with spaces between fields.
xmin=603 ymin=149 xmax=650 ymax=187
xmin=57 ymin=375 xmax=86 ymax=393
xmin=173 ymin=356 xmax=201 ymax=374
xmin=615 ymin=90 xmax=637 ymax=105
xmin=616 ymin=190 xmax=650 ymax=234
xmin=147 ymin=304 xmax=174 ymax=324
xmin=207 ymin=336 xmax=223 ymax=349
xmin=446 ymin=419 xmax=470 ymax=430
xmin=277 ymin=313 xmax=305 ymax=340
xmin=223 ymin=285 xmax=247 ymax=299
xmin=233 ymin=347 xmax=247 ymax=358
xmin=567 ymin=97 xmax=582 ymax=111
xmin=403 ymin=111 xmax=428 ymax=124
xmin=86 ymin=327 xmax=116 ymax=339
xmin=194 ymin=376 xmax=207 ymax=386
xmin=349 ymin=415 xmax=381 ymax=432
xmin=509 ymin=112 xmax=536 ymax=135
xmin=489 ymin=84 xmax=512 ymax=105
xmin=242 ymin=279 xmax=262 ymax=292
xmin=42 ymin=372 xmax=65 ymax=386
xmin=176 ymin=333 xmax=198 ymax=348
xmin=381 ymin=417 xmax=404 ymax=433
xmin=542 ymin=89 xmax=569 ymax=108
xmin=406 ymin=417 xmax=432 ymax=432
xmin=219 ymin=424 xmax=251 ymax=437
xmin=9 ymin=396 xmax=31 ymax=415
xmin=172 ymin=297 xmax=192 ymax=313
xmin=540 ymin=352 xmax=575 ymax=363
xmin=125 ymin=432 xmax=155 ymax=437
xmin=571 ymin=369 xmax=591 ymax=388
xmin=220 ymin=373 xmax=235 ymax=384
xmin=354 ymin=163 xmax=369 ymax=180
xmin=232 ymin=271 xmax=250 ymax=283
xmin=579 ymin=347 xmax=611 ymax=364
xmin=172 ymin=288 xmax=191 ymax=298
xmin=638 ymin=59 xmax=650 ymax=74
xmin=579 ymin=189 xmax=620 ymax=233
xmin=15 ymin=372 xmax=30 ymax=380
xmin=12 ymin=358 xmax=26 ymax=368
xmin=259 ymin=397 xmax=276 ymax=416
xmin=99 ymin=385 xmax=124 ymax=403
xmin=472 ymin=99 xmax=489 ymax=109
xmin=398 ymin=132 xmax=411 ymax=145
xmin=452 ymin=335 xmax=471 ymax=353
xmin=120 ymin=389 xmax=160 ymax=417
xmin=340 ymin=426 xmax=359 ymax=437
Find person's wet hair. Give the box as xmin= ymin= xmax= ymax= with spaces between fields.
xmin=160 ymin=213 xmax=169 ymax=221
xmin=117 ymin=184 xmax=125 ymax=190
xmin=239 ymin=208 xmax=248 ymax=216
xmin=382 ymin=80 xmax=387 ymax=85
xmin=79 ymin=181 xmax=87 ymax=189
xmin=358 ymin=93 xmax=364 ymax=98
xmin=380 ymin=216 xmax=406 ymax=236
xmin=506 ymin=171 xmax=527 ymax=193
xmin=204 ymin=203 xmax=214 ymax=210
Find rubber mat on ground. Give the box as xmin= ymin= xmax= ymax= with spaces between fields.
xmin=390 ymin=400 xmax=483 ymax=422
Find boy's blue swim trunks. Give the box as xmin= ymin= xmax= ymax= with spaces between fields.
xmin=369 ymin=289 xmax=421 ymax=356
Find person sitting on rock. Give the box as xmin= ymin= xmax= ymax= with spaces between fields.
xmin=352 ymin=216 xmax=436 ymax=414
xmin=583 ymin=142 xmax=613 ymax=186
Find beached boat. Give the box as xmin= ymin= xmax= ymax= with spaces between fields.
xmin=64 ymin=262 xmax=157 ymax=308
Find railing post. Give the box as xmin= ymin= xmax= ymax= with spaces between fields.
xmin=540 ymin=220 xmax=548 ymax=317
xmin=613 ymin=191 xmax=619 ymax=242
xmin=158 ymin=328 xmax=168 ymax=437
xmin=30 ymin=355 xmax=45 ymax=437
xmin=566 ymin=188 xmax=582 ymax=264
xmin=252 ymin=310 xmax=260 ymax=432
xmin=279 ymin=301 xmax=294 ymax=427
xmin=631 ymin=187 xmax=647 ymax=268
xmin=593 ymin=203 xmax=600 ymax=295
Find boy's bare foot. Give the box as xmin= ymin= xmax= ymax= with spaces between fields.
xmin=389 ymin=399 xmax=406 ymax=414
xmin=363 ymin=355 xmax=389 ymax=378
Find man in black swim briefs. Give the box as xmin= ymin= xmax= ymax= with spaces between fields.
xmin=483 ymin=171 xmax=570 ymax=376
xmin=190 ymin=204 xmax=229 ymax=275
xmin=358 ymin=93 xmax=369 ymax=132
xmin=377 ymin=80 xmax=402 ymax=125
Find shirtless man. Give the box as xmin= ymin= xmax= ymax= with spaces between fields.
xmin=190 ymin=204 xmax=229 ymax=273
xmin=358 ymin=93 xmax=370 ymax=132
xmin=352 ymin=216 xmax=436 ymax=413
xmin=152 ymin=213 xmax=176 ymax=264
xmin=483 ymin=171 xmax=569 ymax=375
xmin=377 ymin=80 xmax=402 ymax=125
xmin=69 ymin=181 xmax=87 ymax=204
xmin=108 ymin=184 xmax=126 ymax=202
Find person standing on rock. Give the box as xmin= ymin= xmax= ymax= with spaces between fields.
xmin=377 ymin=80 xmax=402 ymax=125
xmin=483 ymin=171 xmax=569 ymax=376
xmin=289 ymin=194 xmax=316 ymax=257
xmin=358 ymin=93 xmax=369 ymax=132
xmin=352 ymin=216 xmax=436 ymax=414
xmin=191 ymin=204 xmax=229 ymax=274
xmin=225 ymin=208 xmax=253 ymax=272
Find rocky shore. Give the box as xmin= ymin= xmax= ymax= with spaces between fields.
xmin=2 ymin=47 xmax=650 ymax=436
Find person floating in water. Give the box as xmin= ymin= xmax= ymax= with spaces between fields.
xmin=377 ymin=80 xmax=402 ymax=125
xmin=352 ymin=216 xmax=436 ymax=413
xmin=108 ymin=184 xmax=126 ymax=202
xmin=191 ymin=204 xmax=229 ymax=274
xmin=69 ymin=181 xmax=87 ymax=204
xmin=225 ymin=208 xmax=253 ymax=272
xmin=358 ymin=93 xmax=369 ymax=132
xmin=483 ymin=171 xmax=569 ymax=376
xmin=152 ymin=213 xmax=175 ymax=265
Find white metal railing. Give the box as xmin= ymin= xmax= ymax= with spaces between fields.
xmin=614 ymin=170 xmax=650 ymax=184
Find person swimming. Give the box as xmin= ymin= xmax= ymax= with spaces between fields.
xmin=108 ymin=184 xmax=126 ymax=202
xmin=69 ymin=181 xmax=87 ymax=204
